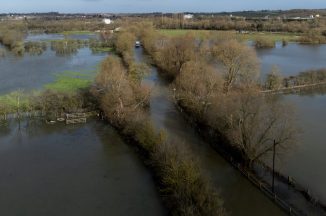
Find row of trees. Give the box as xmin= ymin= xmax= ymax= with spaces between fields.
xmin=92 ymin=55 xmax=226 ymax=216
xmin=153 ymin=16 xmax=326 ymax=34
xmin=26 ymin=18 xmax=111 ymax=33
xmin=140 ymin=24 xmax=298 ymax=166
xmin=265 ymin=68 xmax=326 ymax=90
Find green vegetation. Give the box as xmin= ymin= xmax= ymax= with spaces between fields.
xmin=90 ymin=46 xmax=113 ymax=52
xmin=159 ymin=29 xmax=300 ymax=42
xmin=0 ymin=91 xmax=32 ymax=116
xmin=0 ymin=69 xmax=97 ymax=120
xmin=45 ymin=74 xmax=92 ymax=93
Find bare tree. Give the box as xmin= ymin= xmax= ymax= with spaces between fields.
xmin=156 ymin=34 xmax=196 ymax=78
xmin=93 ymin=56 xmax=149 ymax=127
xmin=224 ymin=89 xmax=298 ymax=166
xmin=212 ymin=39 xmax=260 ymax=93
xmin=174 ymin=60 xmax=223 ymax=118
xmin=265 ymin=65 xmax=283 ymax=90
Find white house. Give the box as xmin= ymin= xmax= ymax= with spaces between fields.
xmin=184 ymin=14 xmax=194 ymax=20
xmin=316 ymin=14 xmax=320 ymax=18
xmin=103 ymin=18 xmax=113 ymax=25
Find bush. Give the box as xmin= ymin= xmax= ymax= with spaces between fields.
xmin=254 ymin=37 xmax=275 ymax=48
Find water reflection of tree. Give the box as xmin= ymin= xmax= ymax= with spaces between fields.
xmin=0 ymin=120 xmax=10 ymax=137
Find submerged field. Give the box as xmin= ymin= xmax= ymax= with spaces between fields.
xmin=1 ymin=27 xmax=326 ymax=215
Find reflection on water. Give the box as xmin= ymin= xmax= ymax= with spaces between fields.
xmin=0 ymin=119 xmax=166 ymax=216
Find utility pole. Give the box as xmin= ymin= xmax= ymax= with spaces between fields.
xmin=272 ymin=140 xmax=276 ymax=193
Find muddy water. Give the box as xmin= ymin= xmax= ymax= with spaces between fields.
xmin=135 ymin=47 xmax=285 ymax=216
xmin=279 ymin=92 xmax=326 ymax=204
xmin=0 ymin=119 xmax=166 ymax=216
xmin=0 ymin=33 xmax=106 ymax=94
xmin=0 ymin=47 xmax=106 ymax=94
xmin=255 ymin=43 xmax=326 ymax=205
xmin=256 ymin=42 xmax=326 ymax=77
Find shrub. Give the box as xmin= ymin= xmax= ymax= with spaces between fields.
xmin=254 ymin=37 xmax=275 ymax=48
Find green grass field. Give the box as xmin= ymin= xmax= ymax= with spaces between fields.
xmin=0 ymin=70 xmax=96 ymax=112
xmin=159 ymin=29 xmax=301 ymax=42
xmin=44 ymin=70 xmax=95 ymax=93
xmin=91 ymin=47 xmax=114 ymax=52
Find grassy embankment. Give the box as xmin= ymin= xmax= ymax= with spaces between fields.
xmin=159 ymin=29 xmax=300 ymax=42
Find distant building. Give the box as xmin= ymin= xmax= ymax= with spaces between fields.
xmin=103 ymin=18 xmax=112 ymax=25
xmin=316 ymin=14 xmax=320 ymax=18
xmin=184 ymin=14 xmax=194 ymax=19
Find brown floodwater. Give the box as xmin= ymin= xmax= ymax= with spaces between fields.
xmin=0 ymin=119 xmax=166 ymax=216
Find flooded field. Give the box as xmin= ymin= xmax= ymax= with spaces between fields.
xmin=0 ymin=34 xmax=107 ymax=94
xmin=257 ymin=42 xmax=326 ymax=76
xmin=0 ymin=119 xmax=166 ymax=216
xmin=0 ymin=32 xmax=326 ymax=215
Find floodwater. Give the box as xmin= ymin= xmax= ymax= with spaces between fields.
xmin=25 ymin=33 xmax=98 ymax=42
xmin=255 ymin=43 xmax=326 ymax=205
xmin=135 ymin=47 xmax=286 ymax=216
xmin=280 ymin=92 xmax=326 ymax=204
xmin=0 ymin=34 xmax=166 ymax=216
xmin=1 ymin=32 xmax=326 ymax=215
xmin=256 ymin=42 xmax=326 ymax=77
xmin=0 ymin=33 xmax=106 ymax=94
xmin=0 ymin=119 xmax=166 ymax=216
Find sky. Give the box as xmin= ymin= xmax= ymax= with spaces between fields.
xmin=1 ymin=0 xmax=326 ymax=13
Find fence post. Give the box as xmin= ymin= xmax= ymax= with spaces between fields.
xmin=272 ymin=140 xmax=276 ymax=193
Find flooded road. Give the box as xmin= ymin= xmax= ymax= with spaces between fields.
xmin=0 ymin=119 xmax=166 ymax=216
xmin=135 ymin=47 xmax=285 ymax=216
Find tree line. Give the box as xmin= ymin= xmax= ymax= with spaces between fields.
xmin=138 ymin=23 xmax=298 ymax=167
xmin=265 ymin=68 xmax=326 ymax=90
xmin=91 ymin=49 xmax=227 ymax=215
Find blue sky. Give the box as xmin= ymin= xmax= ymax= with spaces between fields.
xmin=1 ymin=0 xmax=326 ymax=13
